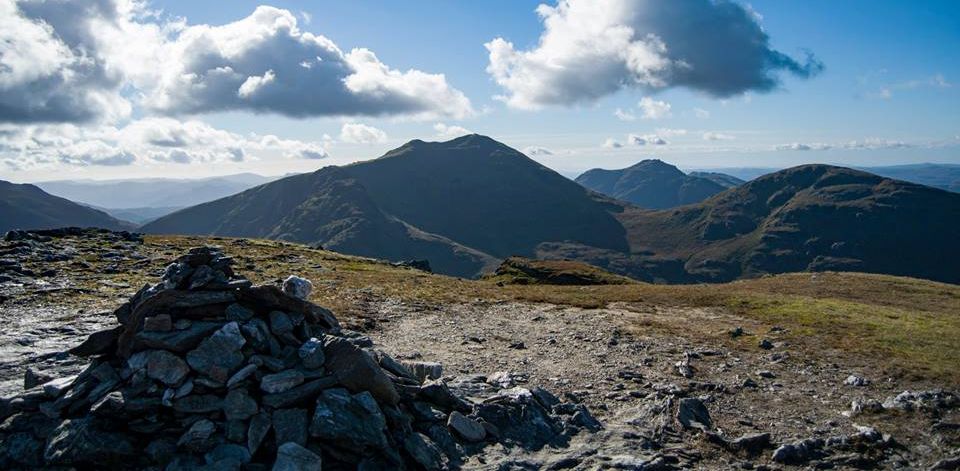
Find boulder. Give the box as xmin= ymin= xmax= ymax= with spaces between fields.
xmin=273 ymin=442 xmax=321 ymax=471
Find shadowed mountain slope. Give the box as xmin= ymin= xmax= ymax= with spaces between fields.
xmin=576 ymin=159 xmax=727 ymax=209
xmin=542 ymin=165 xmax=960 ymax=284
xmin=143 ymin=135 xmax=625 ymax=277
xmin=0 ymin=180 xmax=133 ymax=233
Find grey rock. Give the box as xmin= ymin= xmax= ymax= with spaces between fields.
xmin=269 ymin=311 xmax=298 ymax=344
xmin=323 ymin=336 xmax=399 ymax=405
xmin=205 ymin=443 xmax=251 ymax=466
xmin=403 ymin=432 xmax=445 ymax=470
xmin=224 ymin=388 xmax=258 ymax=421
xmin=273 ymin=442 xmax=321 ymax=471
xmin=173 ymin=394 xmax=223 ymax=413
xmin=282 ymin=275 xmax=313 ymax=300
xmin=145 ymin=350 xmax=190 ymax=386
xmin=262 ymin=376 xmax=338 ymax=409
xmin=186 ymin=321 xmax=246 ymax=383
xmin=731 ymin=433 xmax=772 ymax=454
xmin=143 ymin=314 xmax=173 ymax=332
xmin=771 ymin=438 xmax=824 ymax=464
xmin=310 ymin=388 xmax=389 ymax=451
xmin=757 ymin=370 xmax=776 ymax=379
xmin=68 ymin=327 xmax=121 ymax=357
xmin=178 ymin=418 xmax=217 ymax=453
xmin=759 ymin=339 xmax=774 ymax=350
xmin=298 ymin=337 xmax=326 ymax=369
xmin=247 ymin=412 xmax=271 ymax=456
xmin=531 ymin=386 xmax=561 ymax=409
xmin=447 ymin=411 xmax=486 ymax=442
xmin=44 ymin=418 xmax=135 ymax=464
xmin=137 ymin=321 xmax=222 ymax=353
xmin=145 ymin=438 xmax=176 ymax=463
xmin=844 ymin=374 xmax=869 ymax=386
xmin=419 ymin=379 xmax=471 ymax=412
xmin=261 ymin=369 xmax=305 ymax=394
xmin=930 ymin=456 xmax=960 ymax=470
xmin=2 ymin=432 xmax=43 ymax=467
xmin=24 ymin=368 xmax=54 ymax=389
xmin=225 ymin=419 xmax=247 ymax=443
xmin=226 ymin=363 xmax=258 ymax=388
xmin=225 ymin=303 xmax=255 ymax=322
xmin=273 ymin=408 xmax=309 ymax=446
xmin=676 ymin=397 xmax=712 ymax=430
xmin=41 ymin=375 xmax=77 ymax=398
xmin=401 ymin=361 xmax=443 ymax=383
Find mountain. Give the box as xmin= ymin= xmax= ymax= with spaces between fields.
xmin=97 ymin=206 xmax=184 ymax=225
xmin=0 ymin=180 xmax=133 ymax=232
xmin=690 ymin=164 xmax=960 ymax=193
xmin=687 ymin=171 xmax=745 ymax=188
xmin=575 ymin=159 xmax=728 ymax=209
xmin=142 ymin=136 xmax=960 ymax=284
xmin=143 ymin=135 xmax=626 ymax=277
xmin=862 ymin=163 xmax=960 ymax=193
xmin=35 ymin=173 xmax=276 ymax=210
xmin=541 ymin=165 xmax=960 ymax=284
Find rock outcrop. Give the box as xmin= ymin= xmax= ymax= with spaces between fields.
xmin=0 ymin=247 xmax=597 ymax=469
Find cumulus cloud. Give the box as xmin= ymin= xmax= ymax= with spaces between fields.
xmin=627 ymin=133 xmax=667 ymax=146
xmin=523 ymin=146 xmax=554 ymax=156
xmin=602 ymin=138 xmax=623 ymax=149
xmin=702 ymin=131 xmax=735 ymax=141
xmin=639 ymin=97 xmax=671 ymax=119
xmin=0 ymin=0 xmax=139 ymax=123
xmin=694 ymin=107 xmax=711 ymax=119
xmin=433 ymin=123 xmax=472 ymax=140
xmin=339 ymin=123 xmax=387 ymax=144
xmin=0 ymin=118 xmax=329 ymax=170
xmin=147 ymin=6 xmax=472 ymax=119
xmin=485 ymin=0 xmax=823 ymax=108
xmin=1 ymin=1 xmax=472 ymax=123
xmin=656 ymin=128 xmax=687 ymax=138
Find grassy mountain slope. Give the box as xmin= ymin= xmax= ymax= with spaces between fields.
xmin=545 ymin=165 xmax=960 ymax=284
xmin=576 ymin=159 xmax=728 ymax=209
xmin=688 ymin=171 xmax=746 ymax=188
xmin=0 ymin=180 xmax=133 ymax=232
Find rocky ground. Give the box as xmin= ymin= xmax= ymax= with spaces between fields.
xmin=1 ymin=229 xmax=958 ymax=470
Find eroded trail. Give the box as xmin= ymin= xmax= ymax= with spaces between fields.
xmin=366 ymin=300 xmax=960 ymax=469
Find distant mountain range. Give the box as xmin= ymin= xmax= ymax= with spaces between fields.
xmin=692 ymin=163 xmax=960 ymax=193
xmin=575 ymin=160 xmax=730 ymax=209
xmin=0 ymin=180 xmax=133 ymax=233
xmin=35 ymin=173 xmax=278 ymax=223
xmin=142 ymin=135 xmax=960 ymax=284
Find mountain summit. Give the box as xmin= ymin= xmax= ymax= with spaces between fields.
xmin=143 ymin=135 xmax=626 ymax=277
xmin=576 ymin=159 xmax=728 ymax=209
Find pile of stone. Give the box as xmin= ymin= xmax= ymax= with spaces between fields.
xmin=0 ymin=247 xmax=597 ymax=469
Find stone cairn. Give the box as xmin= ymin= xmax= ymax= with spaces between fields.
xmin=0 ymin=247 xmax=599 ymax=469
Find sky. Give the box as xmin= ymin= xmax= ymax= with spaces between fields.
xmin=1 ymin=0 xmax=958 ymax=182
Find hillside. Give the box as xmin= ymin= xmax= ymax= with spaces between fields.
xmin=688 ymin=171 xmax=746 ymax=188
xmin=144 ymin=135 xmax=625 ymax=276
xmin=1 ymin=231 xmax=958 ymax=469
xmin=576 ymin=159 xmax=728 ymax=209
xmin=544 ymin=165 xmax=960 ymax=284
xmin=0 ymin=180 xmax=133 ymax=232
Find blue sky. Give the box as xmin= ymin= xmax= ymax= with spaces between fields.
xmin=1 ymin=0 xmax=958 ymax=181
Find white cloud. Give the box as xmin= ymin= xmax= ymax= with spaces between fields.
xmin=0 ymin=1 xmax=472 ymax=123
xmin=0 ymin=118 xmax=329 ymax=170
xmin=694 ymin=107 xmax=711 ymax=119
xmin=433 ymin=123 xmax=472 ymax=140
xmin=485 ymin=0 xmax=823 ymax=108
xmin=702 ymin=131 xmax=735 ymax=141
xmin=775 ymin=138 xmax=916 ymax=152
xmin=339 ymin=122 xmax=387 ymax=144
xmin=614 ymin=108 xmax=636 ymax=121
xmin=639 ymin=97 xmax=671 ymax=119
xmin=602 ymin=138 xmax=623 ymax=149
xmin=627 ymin=133 xmax=667 ymax=146
xmin=523 ymin=146 xmax=554 ymax=156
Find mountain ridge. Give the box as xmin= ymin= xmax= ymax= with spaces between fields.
xmin=575 ymin=159 xmax=729 ymax=209
xmin=0 ymin=180 xmax=134 ymax=232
